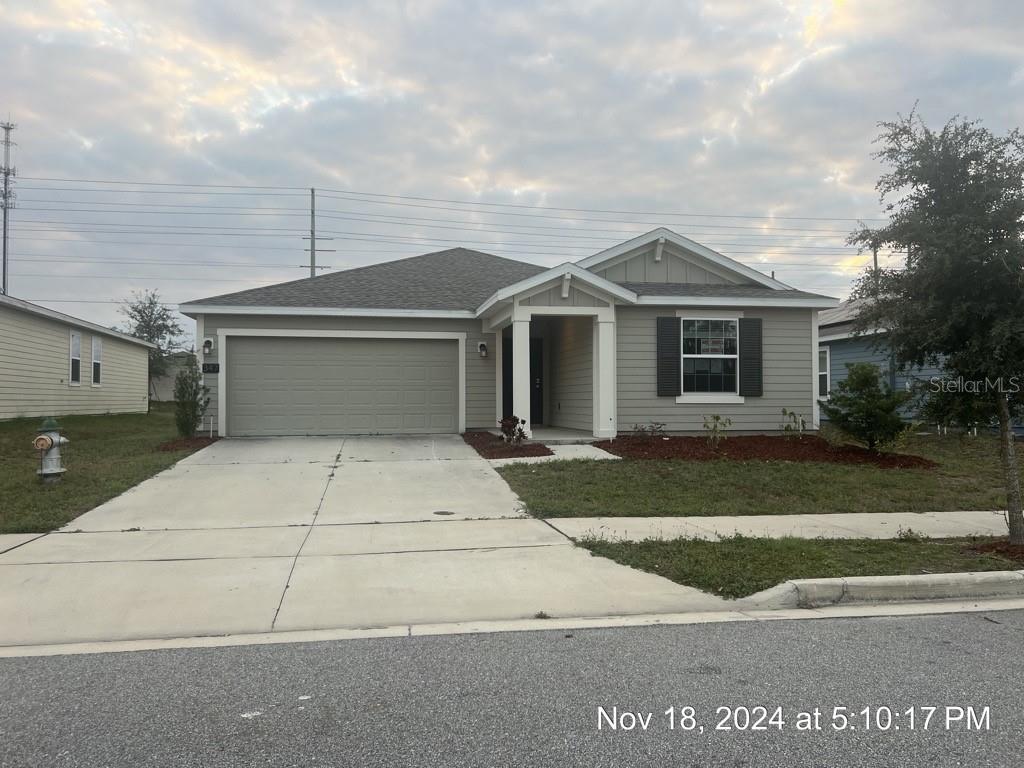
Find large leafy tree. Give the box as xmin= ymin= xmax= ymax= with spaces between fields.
xmin=118 ymin=289 xmax=184 ymax=397
xmin=850 ymin=111 xmax=1024 ymax=544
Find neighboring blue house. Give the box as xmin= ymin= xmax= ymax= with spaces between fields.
xmin=817 ymin=299 xmax=943 ymax=420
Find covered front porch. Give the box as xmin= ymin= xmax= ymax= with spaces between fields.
xmin=483 ymin=292 xmax=619 ymax=440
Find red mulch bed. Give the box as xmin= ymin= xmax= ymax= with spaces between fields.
xmin=592 ymin=434 xmax=936 ymax=469
xmin=462 ymin=431 xmax=554 ymax=460
xmin=156 ymin=436 xmax=219 ymax=452
xmin=970 ymin=539 xmax=1024 ymax=565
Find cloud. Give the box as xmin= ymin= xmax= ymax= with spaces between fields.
xmin=1 ymin=0 xmax=1022 ymax=332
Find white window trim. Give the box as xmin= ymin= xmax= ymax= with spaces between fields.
xmin=69 ymin=330 xmax=82 ymax=387
xmin=91 ymin=336 xmax=103 ymax=387
xmin=216 ymin=328 xmax=467 ymax=438
xmin=675 ymin=314 xmax=745 ymax=405
xmin=818 ymin=345 xmax=830 ymax=400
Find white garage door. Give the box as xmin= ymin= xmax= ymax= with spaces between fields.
xmin=226 ymin=336 xmax=459 ymax=436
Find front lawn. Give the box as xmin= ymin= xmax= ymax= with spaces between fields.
xmin=497 ymin=434 xmax=1019 ymax=517
xmin=0 ymin=405 xmax=207 ymax=534
xmin=581 ymin=535 xmax=1022 ymax=599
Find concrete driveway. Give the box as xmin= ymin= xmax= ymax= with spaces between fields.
xmin=0 ymin=436 xmax=724 ymax=647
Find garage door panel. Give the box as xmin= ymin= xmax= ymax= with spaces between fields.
xmin=226 ymin=337 xmax=459 ymax=436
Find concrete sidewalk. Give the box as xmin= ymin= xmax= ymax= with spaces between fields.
xmin=547 ymin=510 xmax=1009 ymax=541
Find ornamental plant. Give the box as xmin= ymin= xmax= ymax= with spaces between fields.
xmin=817 ymin=363 xmax=908 ymax=451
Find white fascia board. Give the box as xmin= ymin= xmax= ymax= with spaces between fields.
xmin=474 ymin=263 xmax=637 ymax=317
xmin=177 ymin=304 xmax=476 ymax=319
xmin=0 ymin=293 xmax=156 ymax=348
xmin=635 ymin=295 xmax=839 ymax=309
xmin=819 ymin=326 xmax=886 ymax=342
xmin=576 ymin=227 xmax=793 ymax=290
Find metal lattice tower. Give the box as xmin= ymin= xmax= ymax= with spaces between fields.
xmin=1 ymin=121 xmax=15 ymax=296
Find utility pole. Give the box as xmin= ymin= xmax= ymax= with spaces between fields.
xmin=302 ymin=187 xmax=333 ymax=278
xmin=1 ymin=121 xmax=15 ymax=296
xmin=872 ymin=242 xmax=879 ymax=295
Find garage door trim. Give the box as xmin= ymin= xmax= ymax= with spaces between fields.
xmin=216 ymin=328 xmax=466 ymax=437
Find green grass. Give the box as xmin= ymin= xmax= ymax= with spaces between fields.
xmin=498 ymin=434 xmax=1019 ymax=518
xmin=0 ymin=404 xmax=203 ymax=534
xmin=581 ymin=535 xmax=1019 ymax=599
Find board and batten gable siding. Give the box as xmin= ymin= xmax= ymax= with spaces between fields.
xmin=199 ymin=314 xmax=496 ymax=431
xmin=0 ymin=303 xmax=149 ymax=419
xmin=616 ymin=306 xmax=814 ymax=432
xmin=520 ymin=284 xmax=610 ymax=308
xmin=592 ymin=244 xmax=752 ymax=285
xmin=547 ymin=316 xmax=593 ymax=431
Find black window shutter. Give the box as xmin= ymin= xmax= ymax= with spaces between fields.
xmin=738 ymin=317 xmax=763 ymax=397
xmin=656 ymin=317 xmax=681 ymax=396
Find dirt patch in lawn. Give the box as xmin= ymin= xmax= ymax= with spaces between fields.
xmin=970 ymin=539 xmax=1024 ymax=565
xmin=593 ymin=434 xmax=936 ymax=469
xmin=156 ymin=436 xmax=219 ymax=452
xmin=462 ymin=431 xmax=554 ymax=459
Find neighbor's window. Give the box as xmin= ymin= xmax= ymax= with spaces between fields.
xmin=69 ymin=331 xmax=81 ymax=385
xmin=681 ymin=318 xmax=738 ymax=393
xmin=92 ymin=337 xmax=103 ymax=385
xmin=818 ymin=347 xmax=830 ymax=398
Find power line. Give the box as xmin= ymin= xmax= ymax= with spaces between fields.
xmin=19 ymin=175 xmax=882 ymax=222
xmin=11 ymin=272 xmax=286 ymax=282
xmin=11 ymin=254 xmax=331 ymax=269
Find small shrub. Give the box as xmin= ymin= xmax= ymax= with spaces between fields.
xmin=702 ymin=413 xmax=732 ymax=450
xmin=499 ymin=415 xmax=528 ymax=445
xmin=173 ymin=354 xmax=210 ymax=439
xmin=818 ymin=363 xmax=910 ymax=451
xmin=779 ymin=408 xmax=807 ymax=439
xmin=631 ymin=421 xmax=667 ymax=439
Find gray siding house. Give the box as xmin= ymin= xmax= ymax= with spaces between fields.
xmin=0 ymin=294 xmax=153 ymax=420
xmin=179 ymin=229 xmax=837 ymax=439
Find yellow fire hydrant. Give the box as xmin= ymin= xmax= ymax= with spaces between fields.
xmin=33 ymin=417 xmax=69 ymax=484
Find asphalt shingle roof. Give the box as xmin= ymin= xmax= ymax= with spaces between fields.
xmin=617 ymin=282 xmax=834 ymax=301
xmin=183 ymin=248 xmax=547 ymax=311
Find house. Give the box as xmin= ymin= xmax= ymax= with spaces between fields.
xmin=149 ymin=351 xmax=192 ymax=402
xmin=178 ymin=228 xmax=838 ymax=439
xmin=0 ymin=293 xmax=154 ymax=420
xmin=817 ymin=299 xmax=944 ymax=417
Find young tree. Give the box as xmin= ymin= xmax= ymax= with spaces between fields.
xmin=818 ymin=363 xmax=909 ymax=450
xmin=118 ymin=289 xmax=184 ymax=397
xmin=173 ymin=354 xmax=210 ymax=439
xmin=850 ymin=110 xmax=1024 ymax=543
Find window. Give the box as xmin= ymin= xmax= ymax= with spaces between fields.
xmin=818 ymin=347 xmax=830 ymax=398
xmin=69 ymin=331 xmax=81 ymax=385
xmin=92 ymin=337 xmax=103 ymax=386
xmin=681 ymin=318 xmax=738 ymax=394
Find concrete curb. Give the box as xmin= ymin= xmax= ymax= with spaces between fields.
xmin=3 ymin=596 xmax=1024 ymax=658
xmin=738 ymin=570 xmax=1024 ymax=609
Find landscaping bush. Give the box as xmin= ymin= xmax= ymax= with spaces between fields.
xmin=173 ymin=355 xmax=210 ymax=439
xmin=499 ymin=415 xmax=528 ymax=445
xmin=818 ymin=363 xmax=909 ymax=451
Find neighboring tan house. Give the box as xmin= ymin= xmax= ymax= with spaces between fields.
xmin=179 ymin=228 xmax=838 ymax=439
xmin=149 ymin=351 xmax=192 ymax=402
xmin=0 ymin=293 xmax=153 ymax=420
xmin=817 ymin=299 xmax=944 ymax=418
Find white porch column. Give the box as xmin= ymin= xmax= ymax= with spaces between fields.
xmin=493 ymin=330 xmax=503 ymax=424
xmin=593 ymin=319 xmax=617 ymax=438
xmin=512 ymin=319 xmax=532 ymax=436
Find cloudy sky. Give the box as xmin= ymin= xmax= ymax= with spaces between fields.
xmin=2 ymin=0 xmax=1022 ymax=341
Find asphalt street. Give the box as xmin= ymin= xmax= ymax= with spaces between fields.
xmin=1 ymin=610 xmax=1021 ymax=768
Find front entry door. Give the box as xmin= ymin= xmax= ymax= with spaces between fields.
xmin=501 ymin=336 xmax=544 ymax=425
xmin=530 ymin=338 xmax=543 ymax=425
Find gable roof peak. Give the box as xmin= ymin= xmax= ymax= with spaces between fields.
xmin=576 ymin=227 xmax=792 ymax=291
